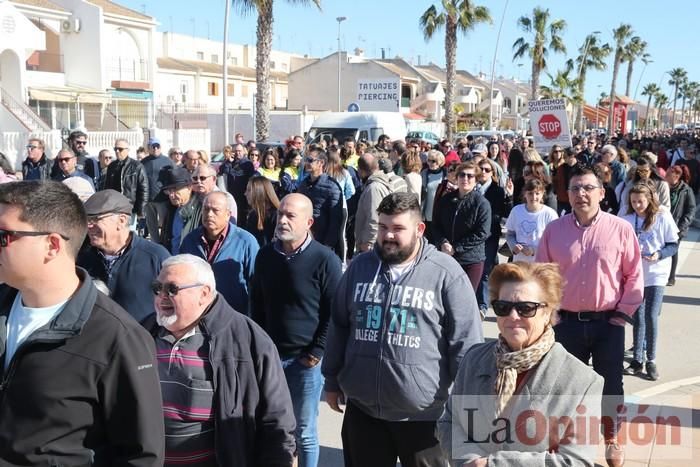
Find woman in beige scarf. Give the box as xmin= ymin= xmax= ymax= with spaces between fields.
xmin=437 ymin=262 xmax=603 ymax=467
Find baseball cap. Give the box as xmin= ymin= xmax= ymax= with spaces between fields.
xmin=472 ymin=143 xmax=487 ymax=154
xmin=148 ymin=137 xmax=161 ymax=147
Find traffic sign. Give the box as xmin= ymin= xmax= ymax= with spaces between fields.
xmin=538 ymin=114 xmax=562 ymax=139
xmin=347 ymin=102 xmax=360 ymax=112
xmin=527 ymin=98 xmax=572 ymax=154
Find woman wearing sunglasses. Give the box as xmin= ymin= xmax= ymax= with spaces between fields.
xmin=438 ymin=262 xmax=603 ymax=465
xmin=433 ymin=161 xmax=491 ymax=292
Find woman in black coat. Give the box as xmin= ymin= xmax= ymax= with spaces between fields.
xmin=666 ymin=165 xmax=697 ymax=286
xmin=475 ymin=159 xmax=512 ymax=317
xmin=433 ymin=161 xmax=492 ymax=292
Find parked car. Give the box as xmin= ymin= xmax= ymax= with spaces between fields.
xmin=406 ymin=130 xmax=440 ymax=146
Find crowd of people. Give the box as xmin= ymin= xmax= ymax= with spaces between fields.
xmin=0 ymin=125 xmax=697 ymax=466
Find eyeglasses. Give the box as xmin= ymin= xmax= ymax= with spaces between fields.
xmin=0 ymin=229 xmax=69 ymax=247
xmin=73 ymin=140 xmax=87 ymax=146
xmin=480 ymin=167 xmax=492 ymax=173
xmin=86 ymin=213 xmax=116 ymax=225
xmin=192 ymin=175 xmax=212 ymax=182
xmin=305 ymin=157 xmax=319 ymax=163
xmin=170 ymin=151 xmax=182 ymax=156
xmin=553 ymin=149 xmax=563 ymax=153
xmin=492 ymin=300 xmax=547 ymax=318
xmin=568 ymin=184 xmax=601 ymax=193
xmin=428 ymin=159 xmax=438 ymax=163
xmin=151 ymin=281 xmax=204 ymax=297
xmin=458 ymin=172 xmax=476 ymax=179
xmin=26 ymin=145 xmax=41 ymax=150
xmin=56 ymin=156 xmax=76 ymax=163
xmin=114 ymin=147 xmax=128 ymax=152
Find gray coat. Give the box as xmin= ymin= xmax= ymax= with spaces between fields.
xmin=437 ymin=341 xmax=603 ymax=466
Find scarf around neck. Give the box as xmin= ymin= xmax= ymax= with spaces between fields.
xmin=493 ymin=325 xmax=555 ymax=417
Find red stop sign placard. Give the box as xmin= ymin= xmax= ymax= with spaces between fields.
xmin=538 ymin=114 xmax=561 ymax=139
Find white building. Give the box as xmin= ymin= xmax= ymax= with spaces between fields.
xmin=0 ymin=0 xmax=158 ymax=132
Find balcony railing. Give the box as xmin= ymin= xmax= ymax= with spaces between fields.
xmin=108 ymin=57 xmax=150 ymax=83
xmin=26 ymin=52 xmax=64 ymax=73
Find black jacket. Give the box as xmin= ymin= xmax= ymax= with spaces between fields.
xmin=0 ymin=269 xmax=164 ymax=465
xmin=104 ymin=157 xmax=150 ymax=216
xmin=297 ymin=173 xmax=344 ymax=251
xmin=21 ymin=154 xmax=52 ymax=181
xmin=433 ymin=189 xmax=492 ymax=265
xmin=219 ymin=158 xmax=256 ymax=215
xmin=77 ymin=234 xmax=170 ymax=321
xmin=482 ymin=182 xmax=512 ymax=239
xmin=142 ymin=295 xmax=296 ymax=467
xmin=669 ymin=181 xmax=697 ymax=237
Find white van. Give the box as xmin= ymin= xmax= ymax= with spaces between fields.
xmin=305 ymin=112 xmax=407 ymax=145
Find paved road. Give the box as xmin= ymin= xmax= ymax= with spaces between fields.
xmin=316 ymin=227 xmax=700 ymax=467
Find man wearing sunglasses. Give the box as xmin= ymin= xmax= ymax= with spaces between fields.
xmin=142 ymin=254 xmax=295 ymax=466
xmin=297 ymin=150 xmax=344 ymax=257
xmin=103 ymin=138 xmax=149 ymax=221
xmin=51 ymin=130 xmax=100 ymax=188
xmin=78 ymin=190 xmax=170 ymax=322
xmin=0 ymin=181 xmax=164 ymax=465
xmin=21 ymin=137 xmax=52 ymax=181
xmin=51 ymin=148 xmax=95 ymax=189
xmin=536 ymin=164 xmax=643 ymax=467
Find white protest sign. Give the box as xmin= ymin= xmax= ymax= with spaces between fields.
xmin=527 ymin=98 xmax=572 ymax=154
xmin=356 ymin=78 xmax=400 ymax=111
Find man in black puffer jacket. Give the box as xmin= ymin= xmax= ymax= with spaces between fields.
xmin=104 ymin=138 xmax=149 ymax=218
xmin=297 ymin=149 xmax=343 ymax=256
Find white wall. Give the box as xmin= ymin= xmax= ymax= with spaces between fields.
xmin=54 ymin=0 xmax=104 ymax=89
xmin=104 ymin=24 xmax=150 ymax=82
xmin=288 ymin=53 xmax=398 ymax=112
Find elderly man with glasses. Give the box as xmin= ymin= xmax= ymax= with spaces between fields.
xmin=78 ymin=190 xmax=170 ymax=321
xmin=142 ymin=254 xmax=296 ymax=466
xmin=104 ymin=139 xmax=150 ymax=221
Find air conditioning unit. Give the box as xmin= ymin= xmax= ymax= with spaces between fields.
xmin=60 ymin=18 xmax=81 ymax=33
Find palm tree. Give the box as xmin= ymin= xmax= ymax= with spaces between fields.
xmin=234 ymin=0 xmax=321 ymax=141
xmin=668 ymin=67 xmax=687 ymax=128
xmin=641 ymin=83 xmax=660 ymax=129
xmin=512 ymin=7 xmax=567 ymax=100
xmin=679 ymin=80 xmax=694 ymax=125
xmin=573 ymin=34 xmax=611 ymax=132
xmin=420 ymin=1 xmax=491 ymax=141
xmin=539 ymin=66 xmax=580 ymax=128
xmin=607 ymin=23 xmax=633 ymax=135
xmin=654 ymin=92 xmax=669 ymax=129
xmin=687 ymin=82 xmax=700 ymax=124
xmin=622 ymin=36 xmax=648 ymax=97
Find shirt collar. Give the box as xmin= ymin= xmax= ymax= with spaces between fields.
xmin=573 ymin=208 xmax=602 ymax=228
xmin=274 ymin=233 xmax=312 ymax=258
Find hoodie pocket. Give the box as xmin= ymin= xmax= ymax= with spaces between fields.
xmin=378 ymin=361 xmax=440 ymax=414
xmin=338 ymin=355 xmax=378 ymax=407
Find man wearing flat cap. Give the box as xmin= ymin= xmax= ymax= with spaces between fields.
xmin=78 ymin=189 xmax=170 ymax=321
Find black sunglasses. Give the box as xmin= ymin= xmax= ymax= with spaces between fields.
xmin=114 ymin=147 xmax=128 ymax=152
xmin=458 ymin=172 xmax=476 ymax=179
xmin=0 ymin=229 xmax=70 ymax=247
xmin=492 ymin=300 xmax=547 ymax=318
xmin=305 ymin=157 xmax=319 ymax=163
xmin=192 ymin=175 xmax=212 ymax=182
xmin=151 ymin=281 xmax=204 ymax=297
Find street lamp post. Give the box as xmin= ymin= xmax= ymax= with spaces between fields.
xmin=222 ymin=0 xmax=231 ymax=145
xmin=632 ymin=59 xmax=653 ymax=131
xmin=336 ymin=16 xmax=347 ymax=112
xmin=489 ymin=0 xmax=509 ymax=131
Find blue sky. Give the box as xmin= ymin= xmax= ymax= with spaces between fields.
xmin=125 ymin=0 xmax=699 ymax=103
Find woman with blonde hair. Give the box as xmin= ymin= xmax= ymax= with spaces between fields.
xmin=401 ymin=151 xmax=423 ymax=204
xmin=621 ymin=181 xmax=679 ymax=380
xmin=438 ymin=261 xmax=603 ymax=464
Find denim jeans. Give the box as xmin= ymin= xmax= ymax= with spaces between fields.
xmin=477 ymin=236 xmax=500 ymax=312
xmin=555 ymin=319 xmax=624 ymax=439
xmin=281 ymin=357 xmax=323 ymax=467
xmin=633 ymin=286 xmax=664 ymax=363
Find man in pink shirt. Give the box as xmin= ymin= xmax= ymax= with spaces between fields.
xmin=537 ymin=164 xmax=643 ymax=467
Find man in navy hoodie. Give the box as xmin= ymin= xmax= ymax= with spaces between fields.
xmin=323 ymin=192 xmax=483 ymax=466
